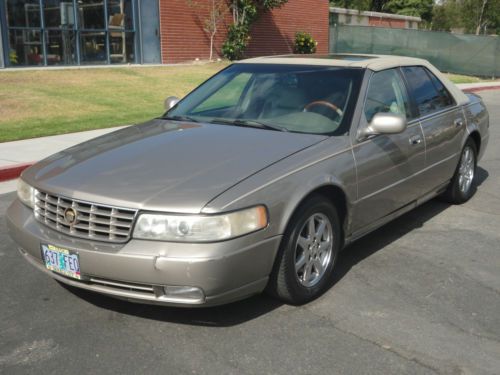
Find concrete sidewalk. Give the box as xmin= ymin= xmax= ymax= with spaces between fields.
xmin=0 ymin=126 xmax=126 ymax=187
xmin=459 ymin=81 xmax=500 ymax=91
xmin=0 ymin=126 xmax=125 ymax=169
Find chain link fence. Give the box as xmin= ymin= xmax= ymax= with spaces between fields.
xmin=330 ymin=25 xmax=500 ymax=78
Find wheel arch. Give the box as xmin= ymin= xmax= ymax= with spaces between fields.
xmin=468 ymin=130 xmax=481 ymax=154
xmin=281 ymin=183 xmax=350 ymax=245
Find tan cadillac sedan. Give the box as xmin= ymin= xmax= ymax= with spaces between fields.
xmin=7 ymin=54 xmax=489 ymax=307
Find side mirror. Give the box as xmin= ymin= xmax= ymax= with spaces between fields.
xmin=358 ymin=113 xmax=407 ymax=140
xmin=164 ymin=96 xmax=180 ymax=111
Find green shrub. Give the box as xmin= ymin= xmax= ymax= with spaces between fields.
xmin=294 ymin=31 xmax=317 ymax=54
xmin=222 ymin=24 xmax=251 ymax=61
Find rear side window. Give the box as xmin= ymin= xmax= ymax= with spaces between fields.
xmin=427 ymin=69 xmax=454 ymax=107
xmin=401 ymin=66 xmax=454 ymax=117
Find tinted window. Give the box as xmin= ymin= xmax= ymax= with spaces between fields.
xmin=402 ymin=66 xmax=454 ymax=117
xmin=364 ymin=69 xmax=411 ymax=122
xmin=426 ymin=69 xmax=454 ymax=107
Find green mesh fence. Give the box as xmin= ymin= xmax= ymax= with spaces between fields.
xmin=330 ymin=25 xmax=500 ymax=78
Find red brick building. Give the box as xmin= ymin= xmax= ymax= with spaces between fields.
xmin=0 ymin=0 xmax=329 ymax=68
xmin=159 ymin=0 xmax=330 ymax=63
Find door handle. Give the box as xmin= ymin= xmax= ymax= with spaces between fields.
xmin=454 ymin=118 xmax=464 ymax=127
xmin=409 ymin=135 xmax=422 ymax=145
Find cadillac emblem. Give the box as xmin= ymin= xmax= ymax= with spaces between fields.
xmin=64 ymin=207 xmax=77 ymax=225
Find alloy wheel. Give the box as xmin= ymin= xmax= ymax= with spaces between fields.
xmin=458 ymin=146 xmax=475 ymax=194
xmin=294 ymin=213 xmax=334 ymax=288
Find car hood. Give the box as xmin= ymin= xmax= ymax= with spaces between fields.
xmin=23 ymin=119 xmax=327 ymax=213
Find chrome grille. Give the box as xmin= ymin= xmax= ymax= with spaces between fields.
xmin=34 ymin=190 xmax=137 ymax=243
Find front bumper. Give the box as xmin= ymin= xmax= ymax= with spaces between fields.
xmin=6 ymin=199 xmax=282 ymax=307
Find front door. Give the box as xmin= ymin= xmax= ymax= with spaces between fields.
xmin=139 ymin=0 xmax=161 ymax=64
xmin=351 ymin=68 xmax=426 ymax=233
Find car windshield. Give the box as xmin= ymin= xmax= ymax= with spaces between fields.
xmin=165 ymin=63 xmax=363 ymax=135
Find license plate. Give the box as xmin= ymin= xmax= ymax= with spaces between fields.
xmin=41 ymin=244 xmax=81 ymax=280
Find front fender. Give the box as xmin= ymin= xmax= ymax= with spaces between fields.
xmin=202 ymin=137 xmax=357 ymax=238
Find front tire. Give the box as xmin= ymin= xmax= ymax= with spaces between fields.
xmin=442 ymin=138 xmax=478 ymax=204
xmin=268 ymin=195 xmax=341 ymax=305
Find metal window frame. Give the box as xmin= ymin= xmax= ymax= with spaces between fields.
xmin=1 ymin=0 xmax=138 ymax=67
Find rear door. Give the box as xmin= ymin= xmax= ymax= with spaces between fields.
xmin=351 ymin=68 xmax=426 ymax=233
xmin=401 ymin=66 xmax=466 ymax=191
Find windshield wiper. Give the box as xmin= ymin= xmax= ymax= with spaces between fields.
xmin=210 ymin=118 xmax=288 ymax=132
xmin=163 ymin=115 xmax=199 ymax=123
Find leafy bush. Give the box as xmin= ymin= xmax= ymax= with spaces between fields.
xmin=293 ymin=31 xmax=318 ymax=54
xmin=222 ymin=24 xmax=251 ymax=61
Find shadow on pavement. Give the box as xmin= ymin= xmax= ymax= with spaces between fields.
xmin=329 ymin=166 xmax=488 ymax=291
xmin=62 ymin=167 xmax=489 ymax=326
xmin=62 ymin=283 xmax=284 ymax=327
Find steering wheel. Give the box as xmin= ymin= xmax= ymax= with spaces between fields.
xmin=303 ymin=101 xmax=343 ymax=117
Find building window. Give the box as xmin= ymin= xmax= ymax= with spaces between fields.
xmin=6 ymin=0 xmax=43 ymax=66
xmin=3 ymin=0 xmax=136 ymax=67
xmin=107 ymin=0 xmax=135 ymax=63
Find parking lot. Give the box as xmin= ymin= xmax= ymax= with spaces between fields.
xmin=1 ymin=90 xmax=499 ymax=375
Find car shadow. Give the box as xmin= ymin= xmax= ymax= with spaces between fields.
xmin=324 ymin=166 xmax=489 ymax=294
xmin=62 ymin=283 xmax=283 ymax=327
xmin=64 ymin=167 xmax=489 ymax=326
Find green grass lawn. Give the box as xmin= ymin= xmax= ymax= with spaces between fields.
xmin=0 ymin=62 xmax=229 ymax=143
xmin=0 ymin=63 xmax=493 ymax=143
xmin=444 ymin=73 xmax=489 ymax=84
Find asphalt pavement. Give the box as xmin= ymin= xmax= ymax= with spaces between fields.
xmin=1 ymin=91 xmax=499 ymax=375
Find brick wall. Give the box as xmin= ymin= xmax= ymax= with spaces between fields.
xmin=246 ymin=0 xmax=330 ymax=57
xmin=158 ymin=0 xmax=231 ymax=63
xmin=368 ymin=17 xmax=406 ymax=28
xmin=159 ymin=0 xmax=329 ymax=63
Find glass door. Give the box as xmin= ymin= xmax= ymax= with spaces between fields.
xmin=78 ymin=0 xmax=107 ymax=64
xmin=44 ymin=0 xmax=76 ymax=65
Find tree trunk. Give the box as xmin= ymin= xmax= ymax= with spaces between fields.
xmin=209 ymin=34 xmax=214 ymax=61
xmin=476 ymin=0 xmax=488 ymax=35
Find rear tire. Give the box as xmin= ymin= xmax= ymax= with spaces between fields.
xmin=268 ymin=195 xmax=341 ymax=305
xmin=442 ymin=138 xmax=477 ymax=204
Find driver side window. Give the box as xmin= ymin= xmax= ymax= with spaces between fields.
xmin=364 ymin=69 xmax=411 ymax=123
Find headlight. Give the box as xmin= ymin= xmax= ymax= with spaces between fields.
xmin=17 ymin=179 xmax=35 ymax=208
xmin=133 ymin=205 xmax=268 ymax=242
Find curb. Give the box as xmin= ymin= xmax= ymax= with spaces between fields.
xmin=0 ymin=162 xmax=34 ymax=183
xmin=462 ymin=85 xmax=500 ymax=93
xmin=0 ymin=85 xmax=499 ymax=184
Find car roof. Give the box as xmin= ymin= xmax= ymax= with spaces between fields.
xmin=237 ymin=54 xmax=470 ymax=106
xmin=238 ymin=54 xmax=432 ymax=72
